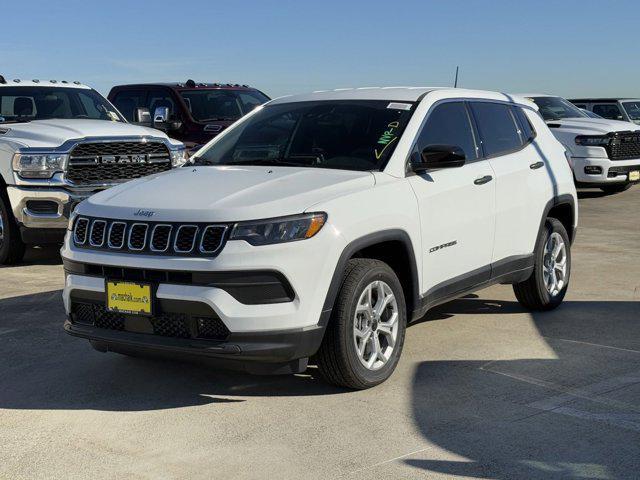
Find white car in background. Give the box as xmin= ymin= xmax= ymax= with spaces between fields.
xmin=0 ymin=76 xmax=186 ymax=264
xmin=62 ymin=87 xmax=577 ymax=389
xmin=518 ymin=94 xmax=640 ymax=194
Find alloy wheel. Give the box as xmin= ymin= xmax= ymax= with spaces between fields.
xmin=353 ymin=280 xmax=399 ymax=371
xmin=543 ymin=232 xmax=567 ymax=296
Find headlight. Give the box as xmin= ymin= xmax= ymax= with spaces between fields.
xmin=170 ymin=147 xmax=187 ymax=167
xmin=575 ymin=135 xmax=610 ymax=146
xmin=12 ymin=153 xmax=67 ymax=179
xmin=230 ymin=213 xmax=327 ymax=246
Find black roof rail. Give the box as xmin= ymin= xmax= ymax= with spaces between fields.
xmin=0 ymin=75 xmax=6 ymax=84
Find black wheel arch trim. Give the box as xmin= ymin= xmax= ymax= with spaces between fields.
xmin=318 ymin=229 xmax=420 ymax=327
xmin=540 ymin=193 xmax=577 ymax=244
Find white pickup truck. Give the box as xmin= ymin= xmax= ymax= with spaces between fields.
xmin=0 ymin=76 xmax=186 ymax=264
xmin=518 ymin=94 xmax=640 ymax=194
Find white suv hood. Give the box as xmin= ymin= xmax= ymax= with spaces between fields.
xmin=548 ymin=117 xmax=640 ymax=135
xmin=2 ymin=119 xmax=176 ymax=149
xmin=81 ymin=166 xmax=375 ymax=222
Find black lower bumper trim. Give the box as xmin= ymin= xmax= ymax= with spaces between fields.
xmin=64 ymin=320 xmax=325 ymax=373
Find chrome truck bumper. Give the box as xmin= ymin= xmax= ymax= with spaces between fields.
xmin=7 ymin=186 xmax=90 ymax=230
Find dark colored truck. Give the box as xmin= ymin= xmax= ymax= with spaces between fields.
xmin=108 ymin=80 xmax=270 ymax=149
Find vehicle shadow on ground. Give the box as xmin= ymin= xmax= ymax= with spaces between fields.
xmin=407 ymin=296 xmax=640 ymax=479
xmin=0 ymin=290 xmax=345 ymax=413
xmin=0 ymin=246 xmax=62 ymax=269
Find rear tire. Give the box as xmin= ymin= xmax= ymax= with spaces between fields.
xmin=0 ymin=191 xmax=26 ymax=265
xmin=601 ymin=183 xmax=631 ymax=194
xmin=513 ymin=218 xmax=571 ymax=311
xmin=316 ymin=259 xmax=406 ymax=389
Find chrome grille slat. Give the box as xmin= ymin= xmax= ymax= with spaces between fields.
xmin=89 ymin=220 xmax=107 ymax=247
xmin=108 ymin=222 xmax=127 ymax=249
xmin=73 ymin=218 xmax=89 ymax=245
xmin=174 ymin=225 xmax=199 ymax=253
xmin=128 ymin=223 xmax=149 ymax=251
xmin=150 ymin=225 xmax=173 ymax=252
xmin=72 ymin=217 xmax=227 ymax=257
xmin=200 ymin=226 xmax=229 ymax=254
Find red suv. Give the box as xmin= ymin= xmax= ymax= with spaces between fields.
xmin=108 ymin=80 xmax=270 ymax=149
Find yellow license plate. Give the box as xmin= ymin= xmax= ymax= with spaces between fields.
xmin=629 ymin=170 xmax=640 ymax=182
xmin=106 ymin=281 xmax=153 ymax=315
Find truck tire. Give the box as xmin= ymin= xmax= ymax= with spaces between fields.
xmin=601 ymin=183 xmax=631 ymax=194
xmin=0 ymin=191 xmax=26 ymax=265
xmin=513 ymin=218 xmax=571 ymax=311
xmin=316 ymin=259 xmax=406 ymax=389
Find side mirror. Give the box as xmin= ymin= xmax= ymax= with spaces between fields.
xmin=153 ymin=106 xmax=170 ymax=128
xmin=134 ymin=107 xmax=151 ymax=126
xmin=153 ymin=106 xmax=182 ymax=131
xmin=412 ymin=144 xmax=466 ymax=173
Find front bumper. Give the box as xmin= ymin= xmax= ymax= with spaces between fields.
xmin=572 ymin=156 xmax=640 ymax=184
xmin=61 ymin=225 xmax=345 ymax=366
xmin=7 ymin=186 xmax=90 ymax=230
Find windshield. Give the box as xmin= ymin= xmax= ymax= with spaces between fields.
xmin=0 ymin=87 xmax=123 ymax=124
xmin=179 ymin=89 xmax=270 ymax=122
xmin=192 ymin=100 xmax=415 ymax=172
xmin=529 ymin=96 xmax=587 ymax=121
xmin=622 ymin=102 xmax=640 ymax=124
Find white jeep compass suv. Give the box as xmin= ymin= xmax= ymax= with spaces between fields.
xmin=519 ymin=94 xmax=640 ymax=194
xmin=62 ymin=87 xmax=577 ymax=389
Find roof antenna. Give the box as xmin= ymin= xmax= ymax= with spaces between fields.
xmin=453 ymin=66 xmax=459 ymax=88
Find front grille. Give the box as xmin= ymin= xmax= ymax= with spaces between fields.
xmin=74 ymin=218 xmax=89 ymax=244
xmin=608 ymin=133 xmax=640 ymax=161
xmin=128 ymin=224 xmax=148 ymax=250
xmin=71 ymin=302 xmax=229 ymax=340
xmin=175 ymin=226 xmax=198 ymax=253
xmin=89 ymin=220 xmax=107 ymax=247
xmin=73 ymin=217 xmax=228 ymax=257
xmin=66 ymin=141 xmax=172 ymax=185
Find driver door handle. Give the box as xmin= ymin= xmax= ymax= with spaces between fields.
xmin=530 ymin=161 xmax=545 ymax=170
xmin=474 ymin=175 xmax=493 ymax=185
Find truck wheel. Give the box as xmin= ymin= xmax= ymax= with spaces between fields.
xmin=0 ymin=192 xmax=26 ymax=265
xmin=316 ymin=259 xmax=406 ymax=389
xmin=601 ymin=184 xmax=631 ymax=194
xmin=513 ymin=218 xmax=571 ymax=311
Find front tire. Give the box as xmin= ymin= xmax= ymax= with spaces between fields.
xmin=601 ymin=183 xmax=631 ymax=194
xmin=513 ymin=218 xmax=571 ymax=311
xmin=316 ymin=259 xmax=407 ymax=389
xmin=0 ymin=191 xmax=26 ymax=265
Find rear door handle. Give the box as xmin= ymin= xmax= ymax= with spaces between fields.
xmin=530 ymin=161 xmax=545 ymax=170
xmin=474 ymin=175 xmax=493 ymax=185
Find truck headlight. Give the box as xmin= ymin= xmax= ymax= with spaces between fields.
xmin=12 ymin=153 xmax=67 ymax=179
xmin=170 ymin=147 xmax=187 ymax=167
xmin=575 ymin=135 xmax=610 ymax=146
xmin=230 ymin=213 xmax=327 ymax=246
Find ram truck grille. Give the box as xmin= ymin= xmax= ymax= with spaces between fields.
xmin=73 ymin=217 xmax=228 ymax=257
xmin=608 ymin=133 xmax=640 ymax=161
xmin=66 ymin=141 xmax=172 ymax=185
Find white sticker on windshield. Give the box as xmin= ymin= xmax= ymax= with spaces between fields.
xmin=387 ymin=102 xmax=412 ymax=111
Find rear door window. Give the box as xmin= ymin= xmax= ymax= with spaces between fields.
xmin=512 ymin=107 xmax=536 ymax=144
xmin=416 ymin=102 xmax=478 ymax=161
xmin=592 ymin=103 xmax=624 ymax=121
xmin=471 ymin=102 xmax=522 ymax=157
xmin=111 ymin=90 xmax=147 ymax=121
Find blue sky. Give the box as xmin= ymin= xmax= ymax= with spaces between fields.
xmin=2 ymin=0 xmax=639 ymax=99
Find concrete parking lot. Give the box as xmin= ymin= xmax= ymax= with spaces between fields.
xmin=1 ymin=188 xmax=639 ymax=480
